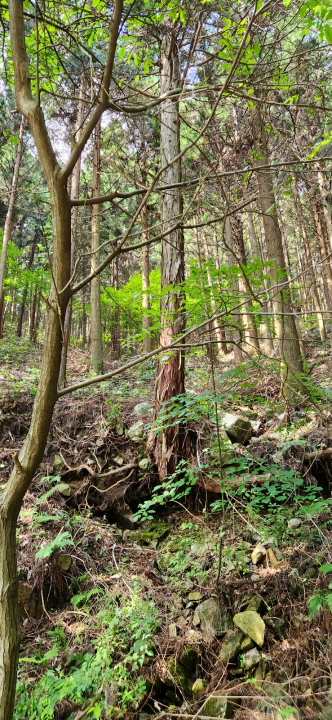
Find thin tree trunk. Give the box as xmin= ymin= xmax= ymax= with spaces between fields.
xmin=17 ymin=238 xmax=37 ymax=337
xmin=141 ymin=157 xmax=151 ymax=353
xmin=251 ymin=102 xmax=304 ymax=402
xmin=0 ymin=115 xmax=25 ymax=337
xmin=202 ymin=233 xmax=227 ymax=356
xmin=232 ymin=213 xmax=260 ymax=355
xmin=153 ymin=21 xmax=185 ymax=481
xmin=90 ymin=119 xmax=103 ymax=374
xmin=245 ymin=207 xmax=274 ymax=356
xmin=225 ymin=215 xmax=243 ymax=363
xmin=311 ymin=197 xmax=332 ymax=309
xmin=59 ymin=76 xmax=85 ymax=387
xmin=293 ymin=182 xmax=326 ymax=342
xmin=315 ymin=161 xmax=332 ymax=253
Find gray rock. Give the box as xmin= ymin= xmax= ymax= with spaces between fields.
xmin=233 ymin=611 xmax=265 ymax=647
xmin=114 ymin=455 xmax=124 ymax=466
xmin=127 ymin=420 xmax=145 ymax=441
xmin=221 ymin=413 xmax=252 ymax=444
xmin=133 ymin=402 xmax=152 ymax=417
xmin=138 ymin=458 xmax=149 ymax=470
xmin=242 ymin=647 xmax=262 ymax=671
xmin=168 ymin=623 xmax=177 ymax=639
xmin=288 ymin=518 xmax=302 ymax=529
xmin=18 ymin=582 xmax=42 ymax=619
xmin=194 ymin=598 xmax=224 ymax=639
xmin=219 ymin=630 xmax=243 ymax=664
xmin=115 ymin=419 xmax=124 ymax=436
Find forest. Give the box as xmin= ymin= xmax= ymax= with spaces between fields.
xmin=1 ymin=0 xmax=332 ymax=718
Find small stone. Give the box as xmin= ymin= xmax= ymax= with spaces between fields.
xmin=133 ymin=402 xmax=152 ymax=417
xmin=267 ymin=548 xmax=278 ymax=566
xmin=168 ymin=623 xmax=177 ymax=639
xmin=57 ymin=553 xmax=72 ymax=572
xmin=138 ymin=458 xmax=149 ymax=470
xmin=288 ymin=518 xmax=302 ymax=529
xmin=58 ymin=483 xmax=73 ymax=498
xmin=219 ymin=630 xmax=243 ymax=663
xmin=221 ymin=412 xmax=252 ymax=444
xmin=192 ymin=678 xmax=206 ymax=698
xmin=251 ymin=543 xmax=266 ymax=565
xmin=188 ymin=591 xmax=202 ymax=602
xmin=115 ymin=419 xmax=124 ymax=436
xmin=53 ymin=454 xmax=64 ymax=472
xmin=127 ymin=420 xmax=145 ymax=441
xmin=242 ymin=647 xmax=261 ymax=671
xmin=186 ymin=629 xmax=202 ymax=644
xmin=251 ymin=574 xmax=261 ymax=581
xmin=114 ymin=456 xmax=124 ymax=466
xmin=194 ymin=598 xmax=224 ymax=639
xmin=240 ymin=636 xmax=254 ymax=652
xmin=233 ymin=611 xmax=265 ymax=647
xmin=18 ymin=582 xmax=42 ymax=619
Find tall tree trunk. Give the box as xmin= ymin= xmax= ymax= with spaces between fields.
xmin=17 ymin=237 xmax=37 ymax=337
xmin=315 ymin=161 xmax=332 ymax=253
xmin=311 ymin=196 xmax=332 ymax=309
xmin=153 ymin=22 xmax=185 ymax=481
xmin=2 ymin=0 xmax=123 ymax=710
xmin=90 ymin=119 xmax=103 ymax=374
xmin=59 ymin=76 xmax=85 ymax=387
xmin=251 ymin=102 xmax=304 ymax=402
xmin=112 ymin=241 xmax=121 ymax=357
xmin=225 ymin=216 xmax=243 ymax=363
xmin=140 ymin=158 xmax=151 ymax=353
xmin=232 ymin=213 xmax=260 ymax=355
xmin=202 ymin=233 xmax=227 ymax=356
xmin=245 ymin=206 xmax=274 ymax=356
xmin=0 ymin=115 xmax=25 ymax=337
xmin=293 ymin=183 xmax=326 ymax=342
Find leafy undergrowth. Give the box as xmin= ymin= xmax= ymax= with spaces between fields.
xmin=2 ymin=338 xmax=332 ymax=718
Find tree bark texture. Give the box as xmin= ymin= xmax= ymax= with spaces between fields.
xmin=140 ymin=157 xmax=151 ymax=354
xmin=0 ymin=115 xmax=25 ymax=337
xmin=154 ymin=22 xmax=185 ymax=481
xmin=251 ymin=102 xmax=304 ymax=402
xmin=3 ymin=0 xmax=123 ymax=714
xmin=293 ymin=182 xmax=326 ymax=342
xmin=59 ymin=76 xmax=85 ymax=387
xmin=90 ymin=119 xmax=104 ymax=375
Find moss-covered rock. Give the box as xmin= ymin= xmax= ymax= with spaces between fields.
xmin=193 ymin=598 xmax=224 ymax=639
xmin=126 ymin=522 xmax=170 ymax=548
xmin=179 ymin=645 xmax=198 ymax=672
xmin=219 ymin=630 xmax=243 ymax=664
xmin=233 ymin=611 xmax=265 ymax=647
xmin=200 ymin=695 xmax=239 ymax=718
xmin=166 ymin=657 xmax=194 ymax=697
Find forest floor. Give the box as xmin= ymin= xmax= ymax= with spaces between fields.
xmin=1 ymin=332 xmax=332 ymax=720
